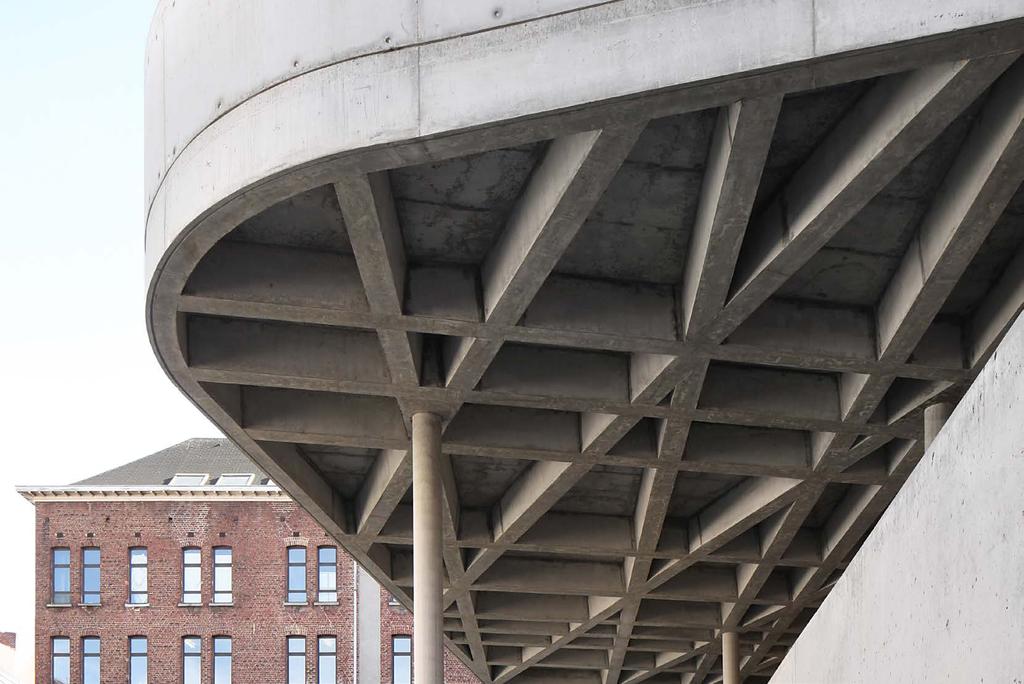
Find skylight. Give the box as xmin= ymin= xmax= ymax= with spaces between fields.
xmin=168 ymin=473 xmax=209 ymax=486
xmin=215 ymin=473 xmax=254 ymax=486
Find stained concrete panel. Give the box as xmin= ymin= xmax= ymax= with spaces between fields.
xmin=770 ymin=314 xmax=1024 ymax=683
xmin=227 ymin=185 xmax=351 ymax=254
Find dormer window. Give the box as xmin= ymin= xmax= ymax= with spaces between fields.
xmin=215 ymin=473 xmax=254 ymax=486
xmin=169 ymin=473 xmax=209 ymax=486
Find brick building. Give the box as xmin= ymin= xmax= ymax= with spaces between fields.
xmin=20 ymin=439 xmax=478 ymax=683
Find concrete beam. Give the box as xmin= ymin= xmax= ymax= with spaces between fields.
xmin=711 ymin=56 xmax=1016 ymax=341
xmin=770 ymin=315 xmax=1024 ymax=683
xmin=354 ymin=448 xmax=410 ymax=538
xmin=967 ymin=240 xmax=1024 ymax=368
xmin=447 ymin=125 xmax=644 ymax=389
xmin=877 ymin=57 xmax=1024 ymax=362
xmin=179 ymin=263 xmax=970 ymax=383
xmin=682 ymin=96 xmax=782 ymax=338
xmin=335 ymin=172 xmax=422 ymax=386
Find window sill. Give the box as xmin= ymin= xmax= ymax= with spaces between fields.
xmin=45 ymin=603 xmax=72 ymax=608
xmin=124 ymin=602 xmax=150 ymax=608
xmin=283 ymin=601 xmax=309 ymax=607
xmin=313 ymin=601 xmax=339 ymax=606
xmin=78 ymin=603 xmax=101 ymax=608
xmin=209 ymin=602 xmax=235 ymax=607
xmin=178 ymin=602 xmax=202 ymax=607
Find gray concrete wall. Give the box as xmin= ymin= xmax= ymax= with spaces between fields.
xmin=770 ymin=315 xmax=1024 ymax=683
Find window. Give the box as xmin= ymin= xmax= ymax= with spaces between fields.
xmin=392 ymin=635 xmax=411 ymax=684
xmin=169 ymin=473 xmax=209 ymax=486
xmin=183 ymin=637 xmax=201 ymax=684
xmin=51 ymin=637 xmax=70 ymax=684
xmin=81 ymin=548 xmax=100 ymax=605
xmin=213 ymin=636 xmax=232 ymax=684
xmin=317 ymin=547 xmax=337 ymax=603
xmin=182 ymin=548 xmax=201 ymax=604
xmin=52 ymin=548 xmax=71 ymax=605
xmin=287 ymin=547 xmax=307 ymax=603
xmin=317 ymin=636 xmax=337 ymax=684
xmin=213 ymin=547 xmax=233 ymax=603
xmin=388 ymin=593 xmax=401 ymax=607
xmin=82 ymin=637 xmax=100 ymax=684
xmin=215 ymin=473 xmax=253 ymax=486
xmin=287 ymin=636 xmax=306 ymax=684
xmin=129 ymin=637 xmax=147 ymax=684
xmin=128 ymin=548 xmax=148 ymax=604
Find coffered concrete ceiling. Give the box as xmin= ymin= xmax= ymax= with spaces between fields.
xmin=145 ymin=3 xmax=1024 ymax=681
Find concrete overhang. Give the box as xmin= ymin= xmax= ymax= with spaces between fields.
xmin=144 ymin=2 xmax=1024 ymax=681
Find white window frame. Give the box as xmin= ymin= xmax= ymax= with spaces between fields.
xmin=169 ymin=473 xmax=210 ymax=486
xmin=215 ymin=473 xmax=255 ymax=486
xmin=212 ymin=546 xmax=233 ymax=604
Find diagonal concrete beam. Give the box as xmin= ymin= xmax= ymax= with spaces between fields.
xmin=877 ymin=56 xmax=1024 ymax=362
xmin=720 ymin=486 xmax=824 ymax=631
xmin=332 ymin=168 xmax=494 ymax=673
xmin=741 ymin=440 xmax=922 ymax=677
xmin=604 ymin=362 xmax=710 ymax=684
xmin=613 ymin=477 xmax=807 ymax=682
xmin=632 ymin=361 xmax=709 ymax=580
xmin=683 ymin=476 xmax=803 ymax=559
xmin=622 ymin=644 xmax=714 ymax=684
xmin=497 ymin=476 xmax=800 ymax=684
xmin=457 ymin=460 xmax=595 ymax=595
xmin=967 ymin=240 xmax=1024 ymax=370
xmin=689 ymin=653 xmax=717 ymax=684
xmin=446 ymin=124 xmax=645 ymax=390
xmin=438 ymin=130 xmax=653 ymax=636
xmin=481 ymin=126 xmax=646 ymax=326
xmin=449 ymin=411 xmax=646 ymax=610
xmin=335 ymin=172 xmax=422 ymax=387
xmin=436 ymin=454 xmax=491 ymax=681
xmin=815 ymin=57 xmax=1024 ymax=474
xmin=354 ymin=448 xmax=411 ymax=538
xmin=707 ymin=55 xmax=1017 ymax=342
xmin=256 ymin=440 xmax=351 ymax=536
xmin=681 ymin=96 xmax=782 ymax=339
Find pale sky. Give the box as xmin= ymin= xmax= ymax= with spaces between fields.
xmin=0 ymin=2 xmax=219 ymax=677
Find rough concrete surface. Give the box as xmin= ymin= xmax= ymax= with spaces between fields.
xmin=770 ymin=314 xmax=1024 ymax=683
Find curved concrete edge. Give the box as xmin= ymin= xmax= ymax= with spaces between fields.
xmin=144 ymin=0 xmax=612 ymax=207
xmin=769 ymin=313 xmax=1024 ymax=682
xmin=144 ymin=0 xmax=1024 ymax=265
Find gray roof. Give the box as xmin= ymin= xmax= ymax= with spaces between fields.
xmin=75 ymin=438 xmax=271 ymax=487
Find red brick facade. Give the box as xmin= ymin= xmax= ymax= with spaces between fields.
xmin=33 ymin=499 xmax=477 ymax=683
xmin=378 ymin=594 xmax=477 ymax=684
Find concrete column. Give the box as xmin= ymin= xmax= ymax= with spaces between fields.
xmin=923 ymin=402 xmax=954 ymax=449
xmin=355 ymin=564 xmax=381 ymax=684
xmin=413 ymin=412 xmax=444 ymax=684
xmin=722 ymin=631 xmax=740 ymax=684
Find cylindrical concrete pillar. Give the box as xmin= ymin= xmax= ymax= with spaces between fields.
xmin=722 ymin=631 xmax=740 ymax=684
xmin=924 ymin=402 xmax=954 ymax=449
xmin=413 ymin=412 xmax=444 ymax=684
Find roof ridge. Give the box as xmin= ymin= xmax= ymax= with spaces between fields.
xmin=69 ymin=437 xmax=267 ymax=487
